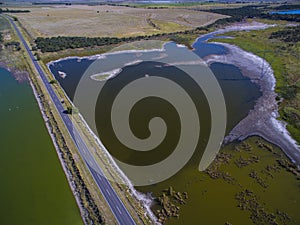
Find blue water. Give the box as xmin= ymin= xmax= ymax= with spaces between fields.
xmin=270 ymin=9 xmax=300 ymax=15
xmin=192 ymin=34 xmax=228 ymax=58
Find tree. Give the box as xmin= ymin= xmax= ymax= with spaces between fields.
xmin=35 ymin=53 xmax=41 ymax=60
xmin=65 ymin=106 xmax=78 ymax=114
xmin=49 ymin=79 xmax=57 ymax=84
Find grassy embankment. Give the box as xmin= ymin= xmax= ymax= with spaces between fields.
xmin=8 ymin=14 xmax=154 ymax=225
xmin=209 ymin=22 xmax=300 ymax=143
xmin=1 ymin=15 xmax=119 ymax=225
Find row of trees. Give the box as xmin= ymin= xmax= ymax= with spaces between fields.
xmin=35 ymin=30 xmax=196 ymax=52
xmin=207 ymin=5 xmax=268 ymax=21
xmin=0 ymin=8 xmax=30 ymax=13
xmin=35 ymin=36 xmax=124 ymax=52
xmin=207 ymin=5 xmax=300 ymax=23
xmin=269 ymin=25 xmax=300 ymax=43
xmin=265 ymin=14 xmax=300 ymax=22
xmin=273 ymin=4 xmax=300 ymax=10
xmin=5 ymin=41 xmax=21 ymax=51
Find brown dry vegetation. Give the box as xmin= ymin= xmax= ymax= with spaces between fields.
xmin=8 ymin=5 xmax=226 ymax=38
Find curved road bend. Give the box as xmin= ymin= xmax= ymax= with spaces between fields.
xmin=6 ymin=16 xmax=137 ymax=225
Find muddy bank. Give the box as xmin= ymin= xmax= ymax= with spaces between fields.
xmin=204 ymin=42 xmax=300 ymax=168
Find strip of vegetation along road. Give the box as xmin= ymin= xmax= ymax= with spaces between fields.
xmin=2 ymin=15 xmax=114 ymax=225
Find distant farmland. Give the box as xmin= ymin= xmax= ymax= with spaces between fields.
xmin=9 ymin=5 xmax=227 ymax=38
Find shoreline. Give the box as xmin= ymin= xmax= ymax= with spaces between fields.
xmin=204 ymin=42 xmax=300 ymax=168
xmin=192 ymin=21 xmax=276 ymax=47
xmin=48 ymin=45 xmax=166 ymax=66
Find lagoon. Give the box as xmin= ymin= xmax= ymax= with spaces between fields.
xmin=48 ymin=35 xmax=263 ymax=224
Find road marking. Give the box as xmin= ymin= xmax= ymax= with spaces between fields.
xmin=106 ymin=188 xmax=111 ymax=196
xmin=88 ymin=159 xmax=93 ymax=166
xmin=116 ymin=206 xmax=122 ymax=215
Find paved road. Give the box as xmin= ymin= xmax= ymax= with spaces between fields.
xmin=7 ymin=16 xmax=137 ymax=225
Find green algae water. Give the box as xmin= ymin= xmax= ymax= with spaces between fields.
xmin=0 ymin=68 xmax=83 ymax=225
xmin=138 ymin=136 xmax=300 ymax=225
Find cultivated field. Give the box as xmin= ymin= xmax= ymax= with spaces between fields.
xmin=9 ymin=5 xmax=227 ymax=38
